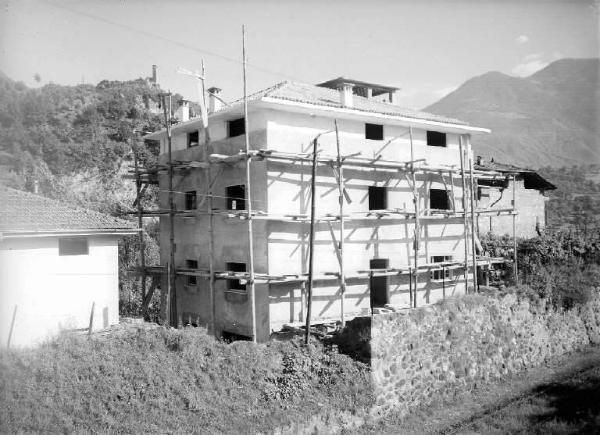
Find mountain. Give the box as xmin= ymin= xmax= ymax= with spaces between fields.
xmin=424 ymin=58 xmax=599 ymax=168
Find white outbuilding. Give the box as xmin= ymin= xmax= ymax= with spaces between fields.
xmin=0 ymin=187 xmax=137 ymax=347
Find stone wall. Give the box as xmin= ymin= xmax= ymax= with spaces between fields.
xmin=369 ymin=292 xmax=600 ymax=417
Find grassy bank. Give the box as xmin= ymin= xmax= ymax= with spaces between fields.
xmin=0 ymin=327 xmax=372 ymax=434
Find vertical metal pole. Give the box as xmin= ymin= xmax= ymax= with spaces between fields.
xmin=409 ymin=126 xmax=419 ymax=308
xmin=334 ymin=120 xmax=346 ymax=327
xmin=512 ymin=174 xmax=518 ymax=284
xmin=162 ymin=93 xmax=176 ymax=326
xmin=467 ymin=141 xmax=478 ymax=292
xmin=459 ymin=135 xmax=470 ymax=293
xmin=88 ymin=302 xmax=95 ymax=336
xmin=242 ymin=26 xmax=257 ymax=342
xmin=305 ymin=138 xmax=318 ymax=344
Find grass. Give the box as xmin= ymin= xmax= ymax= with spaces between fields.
xmin=0 ymin=326 xmax=372 ymax=434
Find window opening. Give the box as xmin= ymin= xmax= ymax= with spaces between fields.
xmin=226 ymin=185 xmax=246 ymax=210
xmin=431 ymin=255 xmax=452 ymax=281
xmin=429 ymin=188 xmax=450 ymax=210
xmin=187 ymin=131 xmax=199 ymax=147
xmin=427 ymin=130 xmax=447 ymax=147
xmin=59 ymin=237 xmax=89 ymax=256
xmin=185 ymin=191 xmax=197 ymax=210
xmin=226 ymin=262 xmax=247 ymax=291
xmin=369 ymin=186 xmax=388 ymax=210
xmin=370 ymin=258 xmax=389 ymax=308
xmin=365 ymin=123 xmax=384 ymax=140
xmin=228 ymin=118 xmax=245 ymax=137
xmin=186 ymin=259 xmax=198 ymax=285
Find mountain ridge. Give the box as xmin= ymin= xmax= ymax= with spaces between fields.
xmin=425 ymin=58 xmax=599 ymax=168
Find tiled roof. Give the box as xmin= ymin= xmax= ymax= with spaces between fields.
xmin=0 ymin=187 xmax=137 ymax=234
xmin=228 ymin=81 xmax=469 ymax=126
xmin=475 ymin=161 xmax=556 ymax=190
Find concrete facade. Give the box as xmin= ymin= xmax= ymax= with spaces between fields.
xmin=150 ymin=82 xmax=491 ymax=341
xmin=0 ymin=235 xmax=121 ymax=347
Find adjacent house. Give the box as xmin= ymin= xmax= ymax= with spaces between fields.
xmin=475 ymin=158 xmax=556 ymax=238
xmin=143 ymin=78 xmax=495 ymax=341
xmin=0 ymin=187 xmax=137 ymax=347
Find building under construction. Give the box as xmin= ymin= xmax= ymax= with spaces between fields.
xmin=137 ymin=77 xmax=520 ymax=342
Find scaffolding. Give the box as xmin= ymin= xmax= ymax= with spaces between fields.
xmin=129 ymin=110 xmax=518 ymax=341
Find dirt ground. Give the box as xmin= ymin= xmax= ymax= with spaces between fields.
xmin=358 ymin=346 xmax=600 ymax=434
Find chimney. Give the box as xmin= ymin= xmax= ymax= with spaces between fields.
xmin=177 ymin=99 xmax=190 ymax=122
xmin=337 ymin=82 xmax=355 ymax=108
xmin=208 ymin=87 xmax=222 ymax=113
xmin=151 ymin=65 xmax=158 ymax=84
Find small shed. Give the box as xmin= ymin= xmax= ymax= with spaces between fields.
xmin=0 ymin=187 xmax=137 ymax=347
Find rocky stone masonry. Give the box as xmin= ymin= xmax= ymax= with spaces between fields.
xmin=370 ymin=293 xmax=600 ymax=417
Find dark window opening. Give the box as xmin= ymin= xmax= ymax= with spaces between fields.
xmin=59 ymin=237 xmax=89 ymax=256
xmin=228 ymin=118 xmax=245 ymax=137
xmin=186 ymin=259 xmax=198 ymax=285
xmin=365 ymin=123 xmax=384 ymax=140
xmin=431 ymin=255 xmax=452 ymax=281
xmin=429 ymin=188 xmax=450 ymax=210
xmin=226 ymin=262 xmax=247 ymax=291
xmin=427 ymin=131 xmax=447 ymax=147
xmin=370 ymin=258 xmax=389 ymax=308
xmin=369 ymin=186 xmax=388 ymax=210
xmin=221 ymin=331 xmax=251 ymax=342
xmin=227 ymin=185 xmax=246 ymax=210
xmin=185 ymin=191 xmax=197 ymax=210
xmin=187 ymin=131 xmax=199 ymax=147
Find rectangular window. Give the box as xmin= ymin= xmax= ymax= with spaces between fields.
xmin=369 ymin=186 xmax=387 ymax=210
xmin=226 ymin=262 xmax=246 ymax=291
xmin=187 ymin=131 xmax=199 ymax=148
xmin=185 ymin=259 xmax=198 ymax=286
xmin=365 ymin=123 xmax=384 ymax=140
xmin=59 ymin=237 xmax=89 ymax=256
xmin=370 ymin=258 xmax=389 ymax=308
xmin=429 ymin=188 xmax=450 ymax=210
xmin=431 ymin=255 xmax=452 ymax=281
xmin=227 ymin=185 xmax=246 ymax=210
xmin=185 ymin=191 xmax=197 ymax=210
xmin=427 ymin=130 xmax=447 ymax=147
xmin=228 ymin=118 xmax=245 ymax=137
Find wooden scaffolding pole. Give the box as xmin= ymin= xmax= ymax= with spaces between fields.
xmin=133 ymin=149 xmax=147 ymax=316
xmin=409 ymin=126 xmax=419 ymax=308
xmin=334 ymin=120 xmax=346 ymax=327
xmin=458 ymin=135 xmax=470 ymax=293
xmin=242 ymin=26 xmax=258 ymax=343
xmin=512 ymin=174 xmax=518 ymax=284
xmin=162 ymin=93 xmax=176 ymax=326
xmin=305 ymin=137 xmax=318 ymax=344
xmin=466 ymin=137 xmax=479 ymax=292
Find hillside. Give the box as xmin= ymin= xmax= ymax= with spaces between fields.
xmin=425 ymin=58 xmax=600 ymax=168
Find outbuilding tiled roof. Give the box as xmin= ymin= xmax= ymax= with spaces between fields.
xmin=0 ymin=187 xmax=137 ymax=234
xmin=475 ymin=161 xmax=556 ymax=191
xmin=233 ymin=81 xmax=468 ymax=126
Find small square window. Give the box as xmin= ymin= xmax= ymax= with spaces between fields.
xmin=226 ymin=262 xmax=246 ymax=291
xmin=430 ymin=189 xmax=450 ymax=210
xmin=186 ymin=259 xmax=198 ymax=285
xmin=187 ymin=131 xmax=199 ymax=148
xmin=365 ymin=123 xmax=384 ymax=140
xmin=185 ymin=191 xmax=197 ymax=210
xmin=431 ymin=255 xmax=452 ymax=281
xmin=227 ymin=185 xmax=246 ymax=210
xmin=427 ymin=131 xmax=447 ymax=147
xmin=59 ymin=237 xmax=89 ymax=256
xmin=369 ymin=186 xmax=387 ymax=210
xmin=228 ymin=118 xmax=245 ymax=137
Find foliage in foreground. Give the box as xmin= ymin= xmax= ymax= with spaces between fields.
xmin=0 ymin=328 xmax=371 ymax=434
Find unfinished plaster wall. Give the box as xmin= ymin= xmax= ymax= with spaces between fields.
xmin=265 ymin=110 xmax=472 ymax=332
xmin=0 ymin=236 xmax=120 ymax=348
xmin=477 ymin=178 xmax=547 ymax=238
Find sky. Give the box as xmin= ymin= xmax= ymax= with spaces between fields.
xmin=0 ymin=0 xmax=598 ymax=109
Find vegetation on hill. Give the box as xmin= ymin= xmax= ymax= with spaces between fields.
xmin=425 ymin=58 xmax=600 ymax=168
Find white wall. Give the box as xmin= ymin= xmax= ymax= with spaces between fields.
xmin=0 ymin=236 xmax=120 ymax=348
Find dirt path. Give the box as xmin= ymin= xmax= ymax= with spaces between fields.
xmin=358 ymin=346 xmax=600 ymax=434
